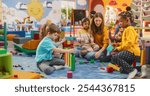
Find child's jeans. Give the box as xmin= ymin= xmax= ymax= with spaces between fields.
xmin=75 ymin=47 xmax=107 ymax=61
xmin=37 ymin=58 xmax=65 ymax=75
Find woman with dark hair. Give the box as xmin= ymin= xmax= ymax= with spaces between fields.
xmin=84 ymin=12 xmax=109 ymax=60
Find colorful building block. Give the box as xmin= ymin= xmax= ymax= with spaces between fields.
xmin=9 ymin=70 xmax=43 ymax=79
xmin=67 ymin=71 xmax=73 ymax=78
xmin=14 ymin=74 xmax=18 ymax=78
xmin=90 ymin=59 xmax=95 ymax=64
xmin=64 ymin=53 xmax=75 ymax=71
xmin=108 ymin=63 xmax=120 ymax=71
xmin=107 ymin=67 xmax=114 ymax=73
xmin=132 ymin=61 xmax=136 ymax=67
xmin=141 ymin=49 xmax=146 ymax=65
xmin=33 ymin=33 xmax=39 ymax=40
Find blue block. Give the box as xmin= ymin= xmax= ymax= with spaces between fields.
xmin=8 ymin=31 xmax=26 ymax=37
xmin=66 ymin=37 xmax=76 ymax=41
xmin=62 ymin=26 xmax=73 ymax=32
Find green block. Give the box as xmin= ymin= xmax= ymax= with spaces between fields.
xmin=71 ymin=54 xmax=75 ymax=71
xmin=0 ymin=53 xmax=13 ymax=79
xmin=79 ymin=61 xmax=84 ymax=64
xmin=0 ymin=48 xmax=7 ymax=55
xmin=90 ymin=59 xmax=95 ymax=64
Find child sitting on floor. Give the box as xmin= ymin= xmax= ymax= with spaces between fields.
xmin=52 ymin=35 xmax=66 ymax=59
xmin=76 ymin=17 xmax=100 ymax=57
xmin=110 ymin=12 xmax=147 ymax=79
xmin=80 ymin=43 xmax=100 ymax=57
xmin=35 ymin=23 xmax=74 ymax=75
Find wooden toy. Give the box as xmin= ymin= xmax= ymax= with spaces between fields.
xmin=67 ymin=71 xmax=73 ymax=78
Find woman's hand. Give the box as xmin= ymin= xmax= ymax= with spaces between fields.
xmin=113 ymin=47 xmax=119 ymax=52
xmin=95 ymin=51 xmax=102 ymax=59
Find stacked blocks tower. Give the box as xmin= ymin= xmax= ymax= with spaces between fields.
xmin=64 ymin=53 xmax=75 ymax=71
xmin=0 ymin=49 xmax=13 ymax=79
xmin=13 ymin=37 xmax=31 ymax=44
xmin=0 ymin=22 xmax=7 ymax=49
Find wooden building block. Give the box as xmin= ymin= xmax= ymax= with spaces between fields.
xmin=108 ymin=63 xmax=120 ymax=71
xmin=67 ymin=71 xmax=72 ymax=78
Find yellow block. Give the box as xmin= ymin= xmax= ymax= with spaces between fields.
xmin=108 ymin=63 xmax=120 ymax=71
xmin=9 ymin=70 xmax=43 ymax=79
xmin=22 ymin=39 xmax=40 ymax=50
xmin=140 ymin=49 xmax=146 ymax=66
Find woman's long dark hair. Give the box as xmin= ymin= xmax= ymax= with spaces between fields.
xmin=91 ymin=12 xmax=104 ymax=35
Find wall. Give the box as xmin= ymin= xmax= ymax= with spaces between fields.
xmin=2 ymin=0 xmax=61 ymax=25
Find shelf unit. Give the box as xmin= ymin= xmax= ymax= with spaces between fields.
xmin=131 ymin=0 xmax=150 ymax=27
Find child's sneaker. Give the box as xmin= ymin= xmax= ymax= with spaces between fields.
xmin=54 ymin=65 xmax=65 ymax=70
xmin=127 ymin=69 xmax=138 ymax=79
xmin=140 ymin=65 xmax=147 ymax=78
xmin=44 ymin=67 xmax=55 ymax=75
xmin=39 ymin=64 xmax=55 ymax=75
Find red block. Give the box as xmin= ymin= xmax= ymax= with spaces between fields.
xmin=107 ymin=67 xmax=114 ymax=73
xmin=14 ymin=74 xmax=18 ymax=78
xmin=132 ymin=61 xmax=136 ymax=67
xmin=67 ymin=71 xmax=73 ymax=78
xmin=34 ymin=33 xmax=39 ymax=40
xmin=63 ymin=41 xmax=74 ymax=48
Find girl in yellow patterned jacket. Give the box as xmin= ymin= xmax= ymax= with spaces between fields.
xmin=111 ymin=12 xmax=147 ymax=79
